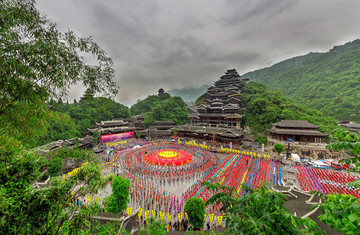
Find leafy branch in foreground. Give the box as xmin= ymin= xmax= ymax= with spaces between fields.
xmin=311 ymin=192 xmax=360 ymax=234
xmin=327 ymin=129 xmax=360 ymax=188
xmin=1 ymin=0 xmax=117 ymax=144
xmin=0 ymin=135 xmax=113 ymax=234
xmin=202 ymin=182 xmax=324 ymax=234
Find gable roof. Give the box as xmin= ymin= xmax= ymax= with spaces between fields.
xmin=272 ymin=120 xmax=321 ymax=129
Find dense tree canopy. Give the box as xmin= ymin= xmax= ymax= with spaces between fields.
xmin=105 ymin=176 xmax=130 ymax=214
xmin=240 ymin=81 xmax=339 ymax=144
xmin=131 ymin=93 xmax=171 ymax=115
xmin=131 ymin=93 xmax=188 ymax=127
xmin=203 ymin=182 xmax=322 ymax=234
xmin=0 ymin=0 xmax=117 ymax=145
xmin=50 ymin=96 xmax=130 ymax=139
xmin=184 ymin=198 xmax=206 ymax=230
xmin=0 ymin=1 xmax=117 ymax=233
xmin=243 ymin=39 xmax=360 ymax=122
xmin=273 ymin=143 xmax=285 ymax=156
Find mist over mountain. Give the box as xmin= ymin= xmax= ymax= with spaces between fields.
xmin=168 ymin=85 xmax=209 ymax=102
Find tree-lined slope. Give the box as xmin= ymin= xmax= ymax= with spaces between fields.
xmin=240 ymin=81 xmax=338 ymax=144
xmin=130 ymin=93 xmax=188 ymax=127
xmin=243 ymin=39 xmax=360 ymax=122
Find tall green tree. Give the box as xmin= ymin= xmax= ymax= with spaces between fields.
xmin=0 ymin=1 xmax=117 ymax=233
xmin=184 ymin=198 xmax=206 ymax=230
xmin=0 ymin=0 xmax=117 ymax=145
xmin=273 ymin=143 xmax=285 ymax=156
xmin=105 ymin=176 xmax=130 ymax=214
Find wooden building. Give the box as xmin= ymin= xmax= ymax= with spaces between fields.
xmin=176 ymin=125 xmax=243 ymax=144
xmin=268 ymin=120 xmax=329 ymax=143
xmin=187 ymin=69 xmax=245 ymax=129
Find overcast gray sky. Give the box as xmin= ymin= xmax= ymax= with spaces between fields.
xmin=36 ymin=0 xmax=360 ymax=106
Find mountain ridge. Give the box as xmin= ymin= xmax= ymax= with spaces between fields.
xmin=242 ymin=39 xmax=360 ymax=122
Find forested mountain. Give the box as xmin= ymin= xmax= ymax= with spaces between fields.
xmin=242 ymin=39 xmax=360 ymax=122
xmin=130 ymin=93 xmax=189 ymax=127
xmin=240 ymin=81 xmax=339 ymax=144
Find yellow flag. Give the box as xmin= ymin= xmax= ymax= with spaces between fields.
xmin=138 ymin=208 xmax=143 ymax=220
xmin=185 ymin=212 xmax=188 ymax=221
xmin=152 ymin=209 xmax=156 ymax=218
xmin=204 ymin=214 xmax=207 ymax=221
xmin=145 ymin=210 xmax=149 ymax=219
xmin=209 ymin=213 xmax=214 ymax=223
xmin=95 ymin=197 xmax=100 ymax=203
xmin=159 ymin=211 xmax=165 ymax=221
xmin=127 ymin=207 xmax=133 ymax=216
xmin=167 ymin=212 xmax=172 ymax=223
xmin=217 ymin=216 xmax=223 ymax=226
xmin=71 ymin=190 xmax=74 ymax=196
xmin=63 ymin=175 xmax=66 ymax=180
xmin=177 ymin=212 xmax=183 ymax=222
xmin=88 ymin=195 xmax=92 ymax=203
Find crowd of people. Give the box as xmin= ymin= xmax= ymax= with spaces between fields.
xmin=89 ymin=137 xmax=359 ymax=231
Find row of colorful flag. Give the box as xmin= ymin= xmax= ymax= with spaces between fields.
xmin=128 ymin=206 xmax=223 ymax=226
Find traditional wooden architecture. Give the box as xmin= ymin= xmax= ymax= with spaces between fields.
xmin=136 ymin=121 xmax=175 ymax=138
xmin=34 ymin=136 xmax=93 ymax=156
xmin=338 ymin=121 xmax=360 ymax=133
xmin=187 ymin=69 xmax=245 ymax=129
xmin=158 ymin=88 xmax=165 ymax=96
xmin=268 ymin=120 xmax=329 ymax=143
xmin=176 ymin=125 xmax=243 ymax=144
xmin=88 ymin=119 xmax=142 ymax=135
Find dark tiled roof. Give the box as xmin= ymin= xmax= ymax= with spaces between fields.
xmin=268 ymin=128 xmax=328 ymax=137
xmin=99 ymin=120 xmax=128 ymax=127
xmin=272 ymin=120 xmax=321 ymax=129
xmin=153 ymin=121 xmax=174 ymax=125
xmin=177 ymin=125 xmax=242 ymax=136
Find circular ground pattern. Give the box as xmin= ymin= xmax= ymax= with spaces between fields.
xmin=144 ymin=149 xmax=192 ymax=166
xmin=119 ymin=144 xmax=218 ymax=178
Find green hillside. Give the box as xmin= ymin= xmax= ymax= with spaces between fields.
xmin=242 ymin=39 xmax=360 ymax=122
xmin=240 ymin=81 xmax=338 ymax=144
xmin=130 ymin=93 xmax=189 ymax=127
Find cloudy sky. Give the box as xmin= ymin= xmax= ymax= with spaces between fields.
xmin=36 ymin=0 xmax=360 ymax=106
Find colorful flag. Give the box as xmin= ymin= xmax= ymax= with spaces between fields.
xmin=167 ymin=212 xmax=172 ymax=223
xmin=217 ymin=216 xmax=223 ymax=226
xmin=209 ymin=213 xmax=214 ymax=223
xmin=159 ymin=211 xmax=165 ymax=221
xmin=178 ymin=212 xmax=183 ymax=222
xmin=138 ymin=208 xmax=143 ymax=220
xmin=127 ymin=207 xmax=133 ymax=216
